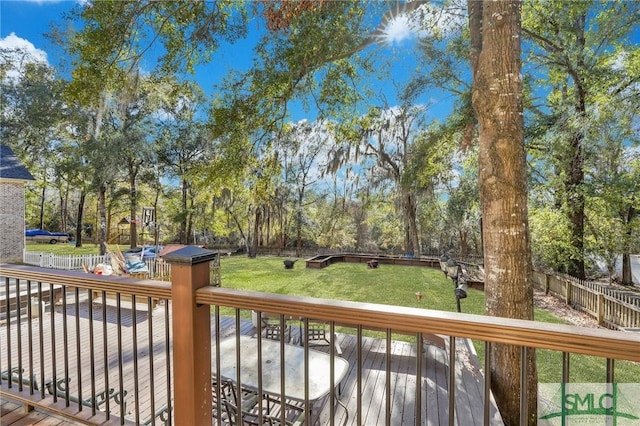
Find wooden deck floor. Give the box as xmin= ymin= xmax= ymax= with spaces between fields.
xmin=0 ymin=295 xmax=502 ymax=425
xmin=1 ymin=397 xmax=85 ymax=425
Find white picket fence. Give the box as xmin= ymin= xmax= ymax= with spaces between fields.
xmin=22 ymin=251 xmax=181 ymax=282
xmin=23 ymin=251 xmax=111 ymax=270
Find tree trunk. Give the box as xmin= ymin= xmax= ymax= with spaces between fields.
xmin=39 ymin=185 xmax=46 ymax=230
xmin=106 ymin=203 xmax=111 ymax=244
xmin=58 ymin=183 xmax=68 ymax=232
xmin=296 ymin=189 xmax=304 ymax=257
xmin=58 ymin=192 xmax=64 ymax=230
xmin=459 ymin=230 xmax=468 ymax=257
xmin=129 ymin=165 xmax=138 ymax=248
xmin=248 ymin=206 xmax=261 ymax=258
xmin=402 ymin=190 xmax=419 ymax=256
xmin=254 ymin=206 xmax=261 ymax=256
xmin=564 ymin=13 xmax=588 ymax=279
xmin=180 ymin=179 xmax=188 ymax=244
xmin=468 ymin=1 xmax=537 ymax=424
xmin=565 ymin=132 xmax=586 ymax=279
xmin=622 ymin=205 xmax=637 ymax=285
xmin=98 ymin=184 xmax=107 ymax=255
xmin=187 ymin=192 xmax=194 ymax=245
xmin=75 ymin=191 xmax=86 ymax=248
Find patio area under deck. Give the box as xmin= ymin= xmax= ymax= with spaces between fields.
xmin=0 ymin=293 xmax=501 ymax=425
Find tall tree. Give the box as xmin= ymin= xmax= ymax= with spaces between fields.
xmin=0 ymin=52 xmax=67 ymax=230
xmin=363 ymin=105 xmax=424 ymax=256
xmin=587 ymin=104 xmax=640 ymax=284
xmin=468 ymin=1 xmax=536 ymax=424
xmin=278 ymin=120 xmax=329 ymax=256
xmin=333 ymin=104 xmax=431 ymax=256
xmin=103 ymin=70 xmax=157 ymax=247
xmin=522 ymin=0 xmax=640 ymax=278
xmin=155 ymin=79 xmax=211 ymax=244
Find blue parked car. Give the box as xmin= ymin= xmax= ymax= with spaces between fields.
xmin=25 ymin=229 xmax=70 ymax=244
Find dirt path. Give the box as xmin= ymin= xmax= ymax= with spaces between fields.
xmin=533 ymin=289 xmax=602 ymax=328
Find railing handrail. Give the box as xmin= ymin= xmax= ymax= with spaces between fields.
xmin=4 ymin=264 xmax=639 ymax=362
xmin=196 ymin=286 xmax=640 ymax=362
xmin=0 ymin=265 xmax=640 ymax=362
xmin=0 ymin=264 xmax=172 ymax=300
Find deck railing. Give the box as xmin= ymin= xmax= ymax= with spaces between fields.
xmin=2 ymin=246 xmax=640 ymax=426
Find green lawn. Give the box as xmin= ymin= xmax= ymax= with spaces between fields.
xmin=220 ymin=256 xmax=483 ymax=313
xmin=219 ymin=256 xmax=639 ymax=383
xmin=25 ymin=242 xmax=124 ymax=255
xmin=24 ymin=246 xmax=639 ymax=382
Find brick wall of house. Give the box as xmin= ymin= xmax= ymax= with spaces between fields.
xmin=0 ymin=180 xmax=26 ymax=263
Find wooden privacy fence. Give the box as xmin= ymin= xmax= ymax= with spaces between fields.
xmin=532 ymin=270 xmax=640 ymax=330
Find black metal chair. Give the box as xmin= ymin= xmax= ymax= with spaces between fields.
xmin=221 ymin=379 xmax=303 ymax=426
xmin=213 ymin=378 xmax=259 ymax=422
xmin=298 ymin=321 xmax=342 ymax=355
xmin=261 ymin=315 xmax=292 ymax=343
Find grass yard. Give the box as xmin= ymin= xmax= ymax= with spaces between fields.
xmin=220 ymin=255 xmax=483 ymax=313
xmin=25 ymin=242 xmax=124 ymax=255
xmin=24 ymin=246 xmax=640 ymax=382
xmin=218 ymin=255 xmax=640 ymax=383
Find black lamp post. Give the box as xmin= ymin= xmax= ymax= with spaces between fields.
xmin=445 ymin=259 xmax=468 ymax=312
xmin=454 ymin=276 xmax=468 ymax=313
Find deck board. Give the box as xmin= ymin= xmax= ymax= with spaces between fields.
xmin=1 ymin=295 xmax=503 ymax=425
xmin=426 ymin=343 xmax=449 ymax=426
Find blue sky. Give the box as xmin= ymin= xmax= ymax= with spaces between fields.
xmin=0 ymin=0 xmax=458 ymax=123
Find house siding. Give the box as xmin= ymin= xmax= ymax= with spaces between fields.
xmin=0 ymin=180 xmax=26 ymax=263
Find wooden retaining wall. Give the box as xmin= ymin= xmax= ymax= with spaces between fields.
xmin=305 ymin=253 xmax=485 ymax=289
xmin=305 ymin=253 xmax=441 ymax=269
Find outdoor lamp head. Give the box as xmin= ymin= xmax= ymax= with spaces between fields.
xmin=455 ymin=281 xmax=468 ymax=299
xmin=439 ymin=254 xmax=450 ymax=272
xmin=454 ymin=287 xmax=467 ymax=299
xmin=445 ymin=259 xmax=459 ymax=278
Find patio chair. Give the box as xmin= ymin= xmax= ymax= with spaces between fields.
xmin=217 ymin=377 xmax=304 ymax=426
xmin=298 ymin=321 xmax=342 ymax=355
xmin=223 ymin=397 xmax=304 ymax=426
xmin=213 ymin=378 xmax=259 ymax=420
xmin=260 ymin=315 xmax=292 ymax=343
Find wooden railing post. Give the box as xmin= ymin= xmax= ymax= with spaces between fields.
xmin=164 ymin=246 xmax=217 ymax=426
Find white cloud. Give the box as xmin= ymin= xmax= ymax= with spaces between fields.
xmin=0 ymin=33 xmax=49 ymax=81
xmin=0 ymin=33 xmax=48 ymax=63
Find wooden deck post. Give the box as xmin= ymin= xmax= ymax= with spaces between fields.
xmin=165 ymin=246 xmax=217 ymax=426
